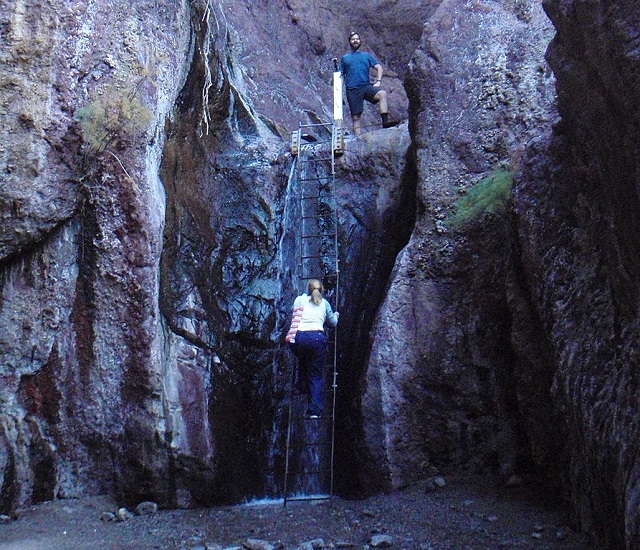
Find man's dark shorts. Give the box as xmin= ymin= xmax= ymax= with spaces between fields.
xmin=346 ymin=84 xmax=380 ymax=116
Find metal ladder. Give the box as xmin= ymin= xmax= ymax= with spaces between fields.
xmin=283 ymin=120 xmax=343 ymax=505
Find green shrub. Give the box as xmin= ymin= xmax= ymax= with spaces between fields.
xmin=448 ymin=168 xmax=514 ymax=228
xmin=76 ymin=84 xmax=151 ymax=153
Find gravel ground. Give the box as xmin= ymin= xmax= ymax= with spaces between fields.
xmin=0 ymin=475 xmax=594 ymax=550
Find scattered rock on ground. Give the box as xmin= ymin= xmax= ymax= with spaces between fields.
xmin=100 ymin=511 xmax=116 ymax=522
xmin=434 ymin=477 xmax=446 ymax=488
xmin=243 ymin=538 xmax=277 ymax=550
xmin=370 ymin=534 xmax=393 ymax=547
xmin=135 ymin=501 xmax=159 ymax=515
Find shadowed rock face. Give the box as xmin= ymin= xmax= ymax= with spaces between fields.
xmin=512 ymin=1 xmax=640 ymax=547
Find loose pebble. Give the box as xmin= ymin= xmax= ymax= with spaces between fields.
xmin=135 ymin=501 xmax=159 ymax=515
xmin=370 ymin=534 xmax=393 ymax=547
xmin=243 ymin=538 xmax=276 ymax=550
xmin=116 ymin=507 xmax=131 ymax=522
xmin=100 ymin=511 xmax=116 ymax=522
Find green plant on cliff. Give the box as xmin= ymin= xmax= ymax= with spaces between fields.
xmin=448 ymin=168 xmax=514 ymax=228
xmin=76 ymin=82 xmax=151 ymax=154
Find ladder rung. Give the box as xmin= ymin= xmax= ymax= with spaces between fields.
xmin=299 ymin=157 xmax=332 ymax=163
xmin=294 ymin=413 xmax=334 ymax=422
xmin=300 ymin=139 xmax=333 ymax=146
xmin=301 ymin=214 xmax=335 ymax=221
xmin=300 ymin=196 xmax=333 ymax=202
xmin=301 ymin=233 xmax=337 ymax=240
xmin=300 ymin=273 xmax=338 ymax=278
xmin=301 ymin=254 xmax=337 ymax=260
xmin=298 ymin=468 xmax=333 ymax=476
xmin=299 ymin=122 xmax=331 ymax=128
xmin=284 ymin=495 xmax=331 ymax=503
xmin=299 ymin=176 xmax=333 ymax=182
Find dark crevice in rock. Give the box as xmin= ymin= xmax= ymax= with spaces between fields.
xmin=334 ymin=139 xmax=418 ymax=498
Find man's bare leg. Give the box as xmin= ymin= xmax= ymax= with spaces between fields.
xmin=352 ymin=114 xmax=362 ymax=136
xmin=374 ymin=90 xmax=388 ymax=116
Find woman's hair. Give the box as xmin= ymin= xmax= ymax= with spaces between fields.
xmin=307 ymin=279 xmax=324 ymax=305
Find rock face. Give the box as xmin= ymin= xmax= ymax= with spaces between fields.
xmin=511 ymin=1 xmax=640 ymax=548
xmin=360 ymin=0 xmax=557 ymax=491
xmin=0 ymin=0 xmax=420 ymax=512
xmin=1 ymin=0 xmax=192 ymax=510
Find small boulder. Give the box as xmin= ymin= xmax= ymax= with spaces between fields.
xmin=243 ymin=539 xmax=276 ymax=550
xmin=100 ymin=511 xmax=116 ymax=522
xmin=370 ymin=534 xmax=393 ymax=547
xmin=135 ymin=501 xmax=158 ymax=516
xmin=116 ymin=507 xmax=132 ymax=522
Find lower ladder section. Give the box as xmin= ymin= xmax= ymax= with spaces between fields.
xmin=283 ymin=341 xmax=337 ymax=504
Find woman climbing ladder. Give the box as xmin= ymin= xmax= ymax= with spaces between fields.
xmin=286 ymin=279 xmax=339 ymax=418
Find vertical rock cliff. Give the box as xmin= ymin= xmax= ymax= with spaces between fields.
xmin=1 ymin=0 xmax=193 ymax=509
xmin=0 ymin=0 xmax=420 ymax=511
xmin=360 ymin=0 xmax=558 ymax=491
xmin=512 ymin=1 xmax=640 ymax=547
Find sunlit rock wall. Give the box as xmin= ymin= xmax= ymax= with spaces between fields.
xmin=0 ymin=0 xmax=192 ymax=511
xmin=360 ymin=0 xmax=558 ymax=491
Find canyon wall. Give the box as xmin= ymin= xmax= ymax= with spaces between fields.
xmin=0 ymin=0 xmax=426 ymax=510
xmin=511 ymin=1 xmax=640 ymax=547
xmin=1 ymin=0 xmax=639 ymax=547
xmin=1 ymin=0 xmax=193 ymax=508
xmin=361 ymin=0 xmax=558 ymax=491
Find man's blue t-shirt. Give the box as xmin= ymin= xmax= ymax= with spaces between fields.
xmin=339 ymin=51 xmax=379 ymax=90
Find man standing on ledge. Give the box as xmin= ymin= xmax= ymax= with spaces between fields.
xmin=339 ymin=31 xmax=392 ymax=136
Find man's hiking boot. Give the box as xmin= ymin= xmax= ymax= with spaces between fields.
xmin=382 ymin=119 xmax=402 ymax=129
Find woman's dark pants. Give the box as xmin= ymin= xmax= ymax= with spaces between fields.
xmin=293 ymin=330 xmax=327 ymax=416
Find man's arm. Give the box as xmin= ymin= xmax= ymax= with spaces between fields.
xmin=373 ymin=63 xmax=383 ymax=87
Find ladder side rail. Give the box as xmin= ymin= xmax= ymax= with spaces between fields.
xmin=328 ymin=119 xmax=340 ymax=496
xmin=283 ymin=347 xmax=297 ymax=506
